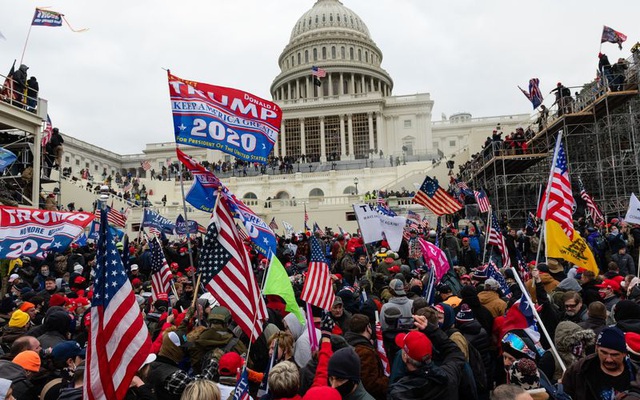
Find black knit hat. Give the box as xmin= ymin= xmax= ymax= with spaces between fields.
xmin=327 ymin=347 xmax=361 ymax=382
xmin=613 ymin=300 xmax=640 ymax=322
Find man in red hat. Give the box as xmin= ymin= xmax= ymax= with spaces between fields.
xmin=388 ymin=316 xmax=465 ymax=400
xmin=596 ymin=279 xmax=622 ymax=311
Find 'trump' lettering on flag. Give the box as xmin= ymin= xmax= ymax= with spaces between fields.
xmin=625 ymin=193 xmax=640 ymax=225
xmin=200 ymin=197 xmax=268 ymax=342
xmin=474 ymin=189 xmax=491 ymax=213
xmin=149 ymin=237 xmax=173 ymax=302
xmin=543 ymin=134 xmax=575 ymax=240
xmin=174 ymin=214 xmax=198 ymax=235
xmin=301 ymin=236 xmax=335 ymax=310
xmin=142 ymin=208 xmax=175 ymax=234
xmin=601 ymin=25 xmax=627 ymax=50
xmin=0 ymin=147 xmax=17 ymax=173
xmin=518 ymin=78 xmax=544 ymax=109
xmin=546 ymin=219 xmax=599 ymax=274
xmin=419 ymin=238 xmax=450 ymax=283
xmin=168 ymin=71 xmax=282 ymax=164
xmin=413 ymin=176 xmax=462 ymax=216
xmin=0 ymin=206 xmax=94 ymax=259
xmin=85 ymin=208 xmax=151 ymax=400
xmin=32 ymin=8 xmax=63 ymax=27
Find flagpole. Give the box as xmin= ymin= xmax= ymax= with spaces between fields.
xmin=509 ymin=266 xmax=566 ymax=373
xmin=536 ymin=132 xmax=564 ymax=265
xmin=19 ymin=23 xmax=34 ymax=65
xmin=178 ymin=162 xmax=198 ymax=290
xmin=481 ymin=206 xmax=492 ymax=265
xmin=533 ymin=184 xmax=544 ymax=263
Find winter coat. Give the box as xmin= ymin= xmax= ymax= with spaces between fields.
xmin=456 ymin=319 xmax=491 ymax=370
xmin=477 ymin=290 xmax=507 ymax=318
xmin=578 ymin=316 xmax=607 ymax=336
xmin=0 ymin=360 xmax=34 ymax=400
xmin=380 ymin=296 xmax=413 ymax=330
xmin=387 ymin=325 xmax=465 ymax=400
xmin=612 ymin=252 xmax=636 ymax=276
xmin=57 ymin=387 xmax=83 ymax=400
xmin=525 ymin=273 xmax=558 ymax=303
xmin=344 ymin=332 xmax=389 ymax=399
xmin=563 ymin=353 xmax=636 ymax=400
xmin=552 ymin=321 xmax=596 ymax=381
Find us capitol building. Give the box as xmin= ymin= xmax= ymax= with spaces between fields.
xmin=1 ymin=0 xmax=530 ymax=232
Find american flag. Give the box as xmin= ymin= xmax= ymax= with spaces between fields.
xmin=122 ymin=182 xmax=132 ymax=193
xmin=311 ymin=66 xmax=327 ymax=78
xmin=375 ymin=318 xmax=390 ymax=376
xmin=300 ymin=236 xmax=335 ymax=310
xmin=377 ymin=203 xmax=396 ymax=217
xmin=236 ymin=223 xmax=249 ymax=242
xmin=518 ymin=78 xmax=544 ymax=109
xmin=474 ymin=189 xmax=491 ymax=213
xmin=94 ymin=206 xmax=127 ymax=229
xmin=377 ymin=191 xmax=387 ymax=206
xmin=200 ymin=197 xmax=267 ymax=342
xmin=487 ymin=212 xmax=511 ymax=269
xmin=407 ymin=210 xmax=422 ymax=224
xmin=413 ymin=176 xmax=462 ymax=216
xmin=149 ymin=237 xmax=172 ymax=302
xmin=233 ymin=368 xmax=250 ymax=400
xmin=601 ymin=25 xmax=627 ymax=49
xmin=269 ymin=217 xmax=279 ymax=232
xmin=578 ymin=177 xmax=604 ymax=224
xmin=544 ymin=136 xmax=575 ymax=239
xmin=85 ymin=208 xmax=151 ymax=400
xmin=313 ymin=222 xmax=325 ymax=236
xmin=140 ymin=160 xmax=151 ymax=171
xmin=147 ymin=227 xmax=161 ymax=238
xmin=486 ymin=259 xmax=511 ymax=297
xmin=42 ymin=114 xmax=53 ymax=147
xmin=304 ymin=204 xmax=310 ymax=233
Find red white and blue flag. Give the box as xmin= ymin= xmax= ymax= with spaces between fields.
xmin=42 ymin=114 xmax=53 ymax=147
xmin=31 ymin=8 xmax=63 ymax=27
xmin=578 ymin=177 xmax=604 ymax=225
xmin=311 ymin=66 xmax=327 ymax=78
xmin=149 ymin=237 xmax=172 ymax=302
xmin=85 ymin=208 xmax=151 ymax=400
xmin=601 ymin=25 xmax=627 ymax=49
xmin=168 ymin=72 xmax=282 ymax=164
xmin=543 ymin=137 xmax=575 ymax=239
xmin=0 ymin=206 xmax=94 ymax=259
xmin=518 ymin=78 xmax=544 ymax=109
xmin=413 ymin=176 xmax=462 ymax=216
xmin=301 ymin=236 xmax=335 ymax=310
xmin=488 ymin=212 xmax=511 ymax=269
xmin=474 ymin=189 xmax=491 ymax=213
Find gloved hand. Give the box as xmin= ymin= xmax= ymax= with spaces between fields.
xmin=320 ymin=313 xmax=335 ymax=338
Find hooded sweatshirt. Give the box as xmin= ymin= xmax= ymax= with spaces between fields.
xmin=553 ymin=321 xmax=596 ymax=381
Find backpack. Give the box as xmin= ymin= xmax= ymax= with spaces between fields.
xmin=467 ymin=342 xmax=488 ymax=395
xmin=594 ymin=234 xmax=608 ymax=251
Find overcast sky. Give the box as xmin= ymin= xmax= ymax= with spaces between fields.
xmin=2 ymin=1 xmax=638 ymax=154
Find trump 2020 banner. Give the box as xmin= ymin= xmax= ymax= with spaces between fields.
xmin=0 ymin=206 xmax=95 ymax=259
xmin=168 ymin=71 xmax=282 ymax=164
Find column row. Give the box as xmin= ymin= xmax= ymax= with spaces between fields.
xmin=275 ymin=73 xmax=391 ymax=101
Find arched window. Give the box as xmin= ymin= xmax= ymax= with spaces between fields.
xmin=343 ymin=186 xmax=356 ymax=195
xmin=331 ymin=46 xmax=336 ymax=59
xmin=309 ymin=188 xmax=325 ymax=197
xmin=349 ymin=47 xmax=354 ymax=60
xmin=313 ymin=48 xmax=318 ymax=61
xmin=365 ymin=51 xmax=369 ymax=63
xmin=243 ymin=192 xmax=257 ymax=199
xmin=329 ymin=14 xmax=333 ymax=22
xmin=275 ymin=191 xmax=290 ymax=199
xmin=341 ymin=46 xmax=346 ymax=59
xmin=358 ymin=49 xmax=362 ymax=61
xmin=305 ymin=50 xmax=309 ymax=63
xmin=291 ymin=55 xmax=295 ymax=66
xmin=322 ymin=47 xmax=327 ymax=60
xmin=298 ymin=52 xmax=301 ymax=65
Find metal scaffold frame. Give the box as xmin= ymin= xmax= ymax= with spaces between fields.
xmin=466 ymin=55 xmax=640 ymax=226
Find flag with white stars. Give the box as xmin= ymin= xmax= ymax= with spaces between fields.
xmin=543 ymin=135 xmax=575 ymax=239
xmin=85 ymin=208 xmax=150 ymax=400
xmin=413 ymin=176 xmax=462 ymax=216
xmin=300 ymin=236 xmax=335 ymax=310
xmin=488 ymin=212 xmax=512 ymax=269
xmin=149 ymin=237 xmax=173 ymax=302
xmin=200 ymin=197 xmax=267 ymax=342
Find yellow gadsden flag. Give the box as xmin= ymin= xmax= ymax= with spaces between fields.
xmin=546 ymin=220 xmax=599 ymax=274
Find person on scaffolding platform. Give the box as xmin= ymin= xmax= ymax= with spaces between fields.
xmin=551 ymin=82 xmax=573 ymax=117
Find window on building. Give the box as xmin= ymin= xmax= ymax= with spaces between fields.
xmin=331 ymin=46 xmax=336 ymax=59
xmin=65 ymin=156 xmax=70 ymax=162
xmin=75 ymin=160 xmax=80 ymax=166
xmin=298 ymin=53 xmax=301 ymax=65
xmin=313 ymin=48 xmax=317 ymax=61
xmin=358 ymin=48 xmax=362 ymax=61
xmin=304 ymin=50 xmax=308 ymax=63
xmin=322 ymin=47 xmax=326 ymax=59
xmin=291 ymin=55 xmax=294 ymax=66
xmin=350 ymin=47 xmax=354 ymax=60
xmin=449 ymin=140 xmax=456 ymax=147
xmin=329 ymin=14 xmax=333 ymax=22
xmin=365 ymin=51 xmax=369 ymax=63
xmin=243 ymin=192 xmax=257 ymax=199
xmin=404 ymin=120 xmax=412 ymax=128
xmin=309 ymin=188 xmax=324 ymax=197
xmin=94 ymin=165 xmax=98 ymax=171
xmin=341 ymin=46 xmax=345 ymax=59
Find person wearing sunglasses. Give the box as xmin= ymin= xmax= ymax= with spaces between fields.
xmin=501 ymin=329 xmax=555 ymax=388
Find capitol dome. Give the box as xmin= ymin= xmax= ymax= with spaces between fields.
xmin=289 ymin=0 xmax=371 ymax=42
xmin=271 ymin=0 xmax=393 ymax=101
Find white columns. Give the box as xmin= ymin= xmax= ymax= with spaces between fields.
xmin=328 ymin=74 xmax=333 ymax=96
xmin=320 ymin=116 xmax=326 ymax=162
xmin=368 ymin=112 xmax=374 ymax=152
xmin=340 ymin=73 xmax=344 ymax=95
xmin=280 ymin=121 xmax=286 ymax=157
xmin=350 ymin=73 xmax=355 ymax=94
xmin=340 ymin=114 xmax=346 ymax=158
xmin=296 ymin=79 xmax=300 ymax=100
xmin=347 ymin=114 xmax=354 ymax=160
xmin=376 ymin=112 xmax=384 ymax=153
xmin=300 ymin=118 xmax=306 ymax=156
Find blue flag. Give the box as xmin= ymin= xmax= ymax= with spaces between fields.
xmin=175 ymin=214 xmax=198 ymax=234
xmin=142 ymin=208 xmax=175 ymax=233
xmin=0 ymin=148 xmax=17 ymax=173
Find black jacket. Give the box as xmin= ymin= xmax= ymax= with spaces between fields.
xmin=388 ymin=324 xmax=465 ymax=400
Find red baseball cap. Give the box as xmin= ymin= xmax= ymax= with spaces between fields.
xmin=395 ymin=331 xmax=432 ymax=362
xmin=596 ymin=279 xmax=621 ymax=292
xmin=460 ymin=274 xmax=471 ymax=280
xmin=388 ymin=265 xmax=401 ymax=273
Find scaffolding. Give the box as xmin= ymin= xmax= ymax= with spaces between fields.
xmin=464 ymin=54 xmax=640 ymax=227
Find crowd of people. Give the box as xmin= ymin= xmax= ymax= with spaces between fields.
xmin=2 ymin=211 xmax=640 ymax=400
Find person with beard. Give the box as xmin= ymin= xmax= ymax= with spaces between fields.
xmin=563 ymin=327 xmax=636 ymax=399
xmin=343 ymin=314 xmax=389 ymax=399
xmin=174 ymin=281 xmax=194 ymax=312
xmin=329 ymin=297 xmax=351 ymax=335
xmin=559 ymin=291 xmax=588 ymax=323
